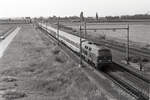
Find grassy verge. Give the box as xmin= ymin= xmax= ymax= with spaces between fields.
xmin=0 ymin=24 xmax=107 ymax=100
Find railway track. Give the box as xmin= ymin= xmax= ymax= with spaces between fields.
xmin=101 ymin=63 xmax=149 ymax=100
xmin=37 ymin=24 xmax=149 ymax=100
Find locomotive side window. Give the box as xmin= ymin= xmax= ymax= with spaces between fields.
xmin=89 ymin=48 xmax=92 ymax=51
xmin=85 ymin=46 xmax=88 ymax=49
xmin=83 ymin=49 xmax=88 ymax=55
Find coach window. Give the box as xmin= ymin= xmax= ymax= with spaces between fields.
xmin=85 ymin=51 xmax=88 ymax=55
xmin=83 ymin=50 xmax=87 ymax=55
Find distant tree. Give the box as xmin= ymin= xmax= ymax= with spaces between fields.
xmin=39 ymin=16 xmax=44 ymax=22
xmin=80 ymin=11 xmax=84 ymax=21
xmin=8 ymin=18 xmax=11 ymax=21
xmin=120 ymin=14 xmax=150 ymax=19
xmin=96 ymin=12 xmax=99 ymax=21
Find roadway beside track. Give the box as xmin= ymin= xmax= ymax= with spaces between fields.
xmin=0 ymin=26 xmax=21 ymax=58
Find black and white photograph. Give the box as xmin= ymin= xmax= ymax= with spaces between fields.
xmin=0 ymin=0 xmax=149 ymax=100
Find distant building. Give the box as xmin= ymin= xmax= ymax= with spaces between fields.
xmin=25 ymin=17 xmax=32 ymax=23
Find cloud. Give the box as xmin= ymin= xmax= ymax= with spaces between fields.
xmin=0 ymin=0 xmax=149 ymax=17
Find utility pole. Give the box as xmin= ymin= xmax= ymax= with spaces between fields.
xmin=126 ymin=24 xmax=129 ymax=64
xmin=79 ymin=11 xmax=84 ymax=67
xmin=96 ymin=12 xmax=99 ymax=22
xmin=84 ymin=19 xmax=87 ymax=38
xmin=139 ymin=57 xmax=143 ymax=71
xmin=79 ymin=13 xmax=87 ymax=67
xmin=79 ymin=24 xmax=82 ymax=67
xmin=57 ymin=17 xmax=60 ymax=45
xmin=79 ymin=22 xmax=87 ymax=67
xmin=45 ymin=20 xmax=47 ymax=32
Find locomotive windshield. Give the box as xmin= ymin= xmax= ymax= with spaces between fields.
xmin=98 ymin=49 xmax=111 ymax=56
xmin=98 ymin=49 xmax=112 ymax=61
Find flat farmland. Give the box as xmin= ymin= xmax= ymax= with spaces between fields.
xmin=0 ymin=24 xmax=15 ymax=35
xmin=62 ymin=22 xmax=150 ymax=47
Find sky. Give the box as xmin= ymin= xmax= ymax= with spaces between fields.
xmin=0 ymin=0 xmax=149 ymax=18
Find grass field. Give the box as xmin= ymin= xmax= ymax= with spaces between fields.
xmin=0 ymin=24 xmax=15 ymax=35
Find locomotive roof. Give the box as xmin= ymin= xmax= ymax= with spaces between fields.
xmin=82 ymin=41 xmax=109 ymax=51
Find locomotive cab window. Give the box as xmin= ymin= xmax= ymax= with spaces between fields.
xmin=99 ymin=49 xmax=111 ymax=56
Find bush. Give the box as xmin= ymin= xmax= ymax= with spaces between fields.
xmin=55 ymin=56 xmax=65 ymax=63
xmin=53 ymin=50 xmax=60 ymax=54
xmin=72 ymin=29 xmax=76 ymax=32
xmin=142 ymin=58 xmax=149 ymax=62
xmin=99 ymin=35 xmax=106 ymax=40
xmin=2 ymin=91 xmax=27 ymax=99
xmin=131 ymin=58 xmax=139 ymax=63
xmin=52 ymin=47 xmax=60 ymax=54
xmin=124 ymin=56 xmax=139 ymax=63
xmin=128 ymin=56 xmax=149 ymax=63
xmin=2 ymin=77 xmax=17 ymax=82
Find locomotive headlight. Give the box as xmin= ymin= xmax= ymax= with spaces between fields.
xmin=108 ymin=60 xmax=111 ymax=62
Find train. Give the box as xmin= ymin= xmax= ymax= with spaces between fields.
xmin=38 ymin=23 xmax=112 ymax=68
